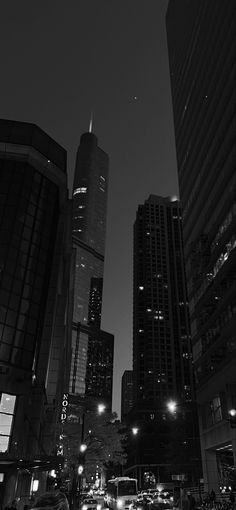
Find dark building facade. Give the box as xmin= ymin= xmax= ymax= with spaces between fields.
xmin=166 ymin=0 xmax=236 ymax=492
xmin=121 ymin=370 xmax=133 ymax=422
xmin=69 ymin=131 xmax=113 ymax=408
xmin=85 ymin=278 xmax=114 ymax=406
xmin=0 ymin=119 xmax=72 ymax=506
xmin=125 ymin=195 xmax=200 ymax=486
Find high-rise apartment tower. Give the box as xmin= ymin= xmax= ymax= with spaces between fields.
xmin=127 ymin=195 xmax=200 ymax=483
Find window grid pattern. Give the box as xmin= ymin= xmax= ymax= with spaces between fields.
xmin=0 ymin=160 xmax=58 ymax=370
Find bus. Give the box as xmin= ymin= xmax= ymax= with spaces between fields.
xmin=105 ymin=477 xmax=138 ymax=510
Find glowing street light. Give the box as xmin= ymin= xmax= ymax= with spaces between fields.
xmin=132 ymin=427 xmax=139 ymax=436
xmin=80 ymin=443 xmax=87 ymax=453
xmin=98 ymin=403 xmax=106 ymax=415
xmin=78 ymin=465 xmax=84 ymax=475
xmin=229 ymin=408 xmax=236 ymax=428
xmin=167 ymin=400 xmax=177 ymax=413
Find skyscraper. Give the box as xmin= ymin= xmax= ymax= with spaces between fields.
xmin=133 ymin=195 xmax=193 ymax=408
xmin=121 ymin=370 xmax=133 ymax=422
xmin=0 ymin=119 xmax=71 ymax=503
xmin=69 ymin=130 xmax=113 ymax=406
xmin=166 ymin=0 xmax=236 ymax=491
xmin=126 ymin=195 xmax=200 ymax=484
xmin=85 ymin=277 xmax=114 ymax=407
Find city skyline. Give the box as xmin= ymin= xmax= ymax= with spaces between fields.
xmin=0 ymin=0 xmax=178 ymax=416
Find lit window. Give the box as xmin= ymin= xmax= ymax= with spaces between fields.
xmin=73 ymin=187 xmax=87 ymax=195
xmin=0 ymin=393 xmax=16 ymax=453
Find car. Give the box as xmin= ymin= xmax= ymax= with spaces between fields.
xmin=129 ymin=496 xmax=153 ymax=510
xmin=81 ymin=498 xmax=102 ymax=510
xmin=151 ymin=495 xmax=173 ymax=510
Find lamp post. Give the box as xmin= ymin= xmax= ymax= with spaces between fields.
xmin=229 ymin=408 xmax=236 ymax=428
xmin=166 ymin=398 xmax=201 ymax=492
xmin=132 ymin=427 xmax=139 ymax=436
xmin=75 ymin=403 xmax=106 ymax=510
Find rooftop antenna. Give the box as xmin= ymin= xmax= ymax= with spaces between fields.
xmin=89 ymin=112 xmax=93 ymax=133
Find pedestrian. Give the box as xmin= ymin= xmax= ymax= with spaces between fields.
xmin=32 ymin=492 xmax=69 ymax=510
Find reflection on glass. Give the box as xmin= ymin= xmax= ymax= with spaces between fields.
xmin=0 ymin=393 xmax=16 ymax=414
xmin=0 ymin=435 xmax=9 ymax=453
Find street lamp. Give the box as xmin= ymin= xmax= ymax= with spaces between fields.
xmin=229 ymin=408 xmax=236 ymax=428
xmin=78 ymin=465 xmax=84 ymax=475
xmin=167 ymin=400 xmax=177 ymax=413
xmin=80 ymin=444 xmax=87 ymax=453
xmin=132 ymin=427 xmax=139 ymax=436
xmin=98 ymin=403 xmax=106 ymax=415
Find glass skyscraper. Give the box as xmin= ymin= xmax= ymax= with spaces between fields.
xmin=0 ymin=118 xmax=71 ymax=504
xmin=69 ymin=131 xmax=113 ymax=403
xmin=166 ymin=0 xmax=236 ymax=491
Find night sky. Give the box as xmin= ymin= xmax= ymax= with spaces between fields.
xmin=1 ymin=0 xmax=178 ymax=417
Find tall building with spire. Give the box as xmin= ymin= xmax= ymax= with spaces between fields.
xmin=69 ymin=129 xmax=113 ymax=408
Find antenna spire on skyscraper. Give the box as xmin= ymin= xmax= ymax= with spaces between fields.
xmin=89 ymin=112 xmax=93 ymax=133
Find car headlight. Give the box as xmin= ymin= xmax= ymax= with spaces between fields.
xmin=117 ymin=499 xmax=123 ymax=508
xmin=97 ymin=505 xmax=102 ymax=510
xmin=82 ymin=505 xmax=87 ymax=510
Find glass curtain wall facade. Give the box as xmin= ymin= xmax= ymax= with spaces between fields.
xmin=0 ymin=159 xmax=58 ymax=373
xmin=0 ymin=119 xmax=71 ymax=504
xmin=166 ymin=0 xmax=236 ymax=491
